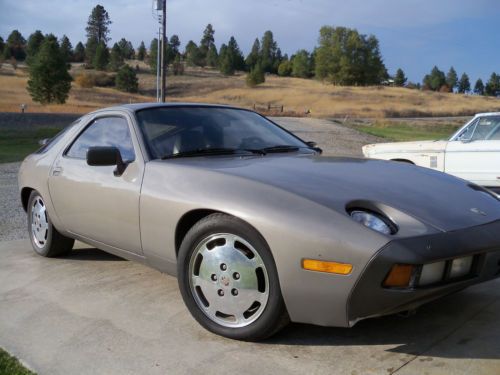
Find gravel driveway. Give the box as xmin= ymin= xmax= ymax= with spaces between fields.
xmin=0 ymin=117 xmax=382 ymax=242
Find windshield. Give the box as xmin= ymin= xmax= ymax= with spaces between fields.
xmin=135 ymin=106 xmax=309 ymax=159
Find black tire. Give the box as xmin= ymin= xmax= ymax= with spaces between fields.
xmin=27 ymin=190 xmax=74 ymax=257
xmin=177 ymin=213 xmax=289 ymax=341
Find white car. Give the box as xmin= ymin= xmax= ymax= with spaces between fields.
xmin=363 ymin=113 xmax=500 ymax=193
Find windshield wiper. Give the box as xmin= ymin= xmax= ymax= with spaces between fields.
xmin=161 ymin=148 xmax=264 ymax=160
xmin=259 ymin=145 xmax=300 ymax=154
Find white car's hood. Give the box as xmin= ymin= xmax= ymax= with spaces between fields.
xmin=363 ymin=140 xmax=448 ymax=156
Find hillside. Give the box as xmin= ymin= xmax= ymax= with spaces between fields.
xmin=1 ymin=61 xmax=500 ymax=118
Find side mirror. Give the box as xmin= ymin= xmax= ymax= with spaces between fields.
xmin=461 ymin=138 xmax=473 ymax=144
xmin=87 ymin=146 xmax=128 ymax=176
xmin=306 ymin=141 xmax=323 ymax=154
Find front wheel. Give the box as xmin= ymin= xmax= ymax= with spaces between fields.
xmin=177 ymin=213 xmax=289 ymax=341
xmin=27 ymin=190 xmax=74 ymax=257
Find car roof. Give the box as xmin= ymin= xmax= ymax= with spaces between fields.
xmin=474 ymin=112 xmax=500 ymax=117
xmin=88 ymin=102 xmax=248 ymax=116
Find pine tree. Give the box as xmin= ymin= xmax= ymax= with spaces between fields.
xmin=85 ymin=36 xmax=98 ymax=67
xmin=218 ymin=44 xmax=233 ymax=75
xmin=27 ymin=35 xmax=72 ymax=104
xmin=185 ymin=40 xmax=202 ymax=67
xmin=149 ymin=38 xmax=158 ymax=73
xmin=86 ymin=5 xmax=112 ymax=44
xmin=137 ymin=41 xmax=146 ymax=61
xmin=227 ymin=36 xmax=244 ymax=71
xmin=394 ymin=68 xmax=407 ymax=87
xmin=60 ymin=35 xmax=73 ymax=63
xmin=117 ymin=38 xmax=134 ymax=59
xmin=26 ymin=31 xmax=44 ymax=64
xmin=446 ymin=67 xmax=458 ymax=91
xmin=260 ymin=31 xmax=278 ymax=73
xmin=116 ymin=65 xmax=138 ymax=93
xmin=93 ymin=41 xmax=109 ymax=70
xmin=457 ymin=73 xmax=470 ymax=94
xmin=5 ymin=30 xmax=26 ymax=61
xmin=485 ymin=73 xmax=500 ymax=96
xmin=474 ymin=79 xmax=485 ymax=95
xmin=74 ymin=42 xmax=85 ymax=62
xmin=423 ymin=66 xmax=446 ymax=91
xmin=246 ymin=63 xmax=265 ymax=87
xmin=108 ymin=43 xmax=124 ymax=71
xmin=245 ymin=38 xmax=261 ymax=70
xmin=199 ymin=24 xmax=215 ymax=65
xmin=206 ymin=44 xmax=219 ymax=67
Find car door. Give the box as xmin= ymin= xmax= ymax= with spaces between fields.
xmin=445 ymin=116 xmax=500 ymax=188
xmin=48 ymin=113 xmax=145 ymax=255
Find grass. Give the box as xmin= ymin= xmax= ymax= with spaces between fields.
xmin=0 ymin=127 xmax=61 ymax=163
xmin=1 ymin=61 xmax=500 ymax=118
xmin=0 ymin=348 xmax=35 ymax=375
xmin=354 ymin=122 xmax=461 ymax=141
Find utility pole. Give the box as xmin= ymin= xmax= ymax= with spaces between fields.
xmin=160 ymin=0 xmax=167 ymax=102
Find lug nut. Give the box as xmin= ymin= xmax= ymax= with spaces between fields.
xmin=233 ymin=272 xmax=240 ymax=280
xmin=231 ymin=289 xmax=238 ymax=296
xmin=211 ymin=274 xmax=217 ymax=281
xmin=218 ymin=289 xmax=224 ymax=296
xmin=220 ymin=263 xmax=227 ymax=271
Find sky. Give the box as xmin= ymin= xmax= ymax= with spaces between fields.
xmin=1 ymin=0 xmax=499 ymax=83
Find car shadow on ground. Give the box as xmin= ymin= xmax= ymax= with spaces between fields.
xmin=65 ymin=247 xmax=126 ymax=261
xmin=264 ymin=286 xmax=500 ymax=360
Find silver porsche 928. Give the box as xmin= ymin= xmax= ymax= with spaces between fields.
xmin=18 ymin=103 xmax=500 ymax=341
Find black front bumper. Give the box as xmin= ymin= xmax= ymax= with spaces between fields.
xmin=348 ymin=219 xmax=500 ymax=325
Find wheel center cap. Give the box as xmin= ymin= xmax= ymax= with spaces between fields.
xmin=220 ymin=276 xmax=230 ymax=287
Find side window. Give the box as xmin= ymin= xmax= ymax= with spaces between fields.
xmin=66 ymin=117 xmax=135 ymax=161
xmin=457 ymin=119 xmax=477 ymax=141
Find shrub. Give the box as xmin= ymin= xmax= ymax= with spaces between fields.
xmin=246 ymin=64 xmax=265 ymax=87
xmin=93 ymin=72 xmax=115 ymax=87
xmin=115 ymin=65 xmax=138 ymax=93
xmin=75 ymin=72 xmax=95 ymax=88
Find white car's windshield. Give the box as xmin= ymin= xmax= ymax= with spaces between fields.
xmin=456 ymin=116 xmax=500 ymax=141
xmin=135 ymin=106 xmax=310 ymax=159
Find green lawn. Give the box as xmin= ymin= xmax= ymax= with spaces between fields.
xmin=0 ymin=348 xmax=35 ymax=375
xmin=0 ymin=127 xmax=61 ymax=163
xmin=355 ymin=122 xmax=461 ymax=142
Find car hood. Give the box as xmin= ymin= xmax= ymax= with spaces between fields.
xmin=363 ymin=140 xmax=448 ymax=156
xmin=174 ymin=155 xmax=500 ymax=232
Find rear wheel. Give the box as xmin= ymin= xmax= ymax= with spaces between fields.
xmin=28 ymin=190 xmax=74 ymax=257
xmin=177 ymin=213 xmax=289 ymax=341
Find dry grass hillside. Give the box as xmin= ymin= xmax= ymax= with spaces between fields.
xmin=1 ymin=60 xmax=500 ymax=117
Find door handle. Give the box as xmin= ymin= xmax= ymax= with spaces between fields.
xmin=52 ymin=166 xmax=63 ymax=176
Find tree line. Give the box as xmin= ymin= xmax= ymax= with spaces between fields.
xmin=1 ymin=3 xmax=499 ymax=104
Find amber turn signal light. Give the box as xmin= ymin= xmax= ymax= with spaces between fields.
xmin=383 ymin=264 xmax=415 ymax=287
xmin=302 ymin=259 xmax=353 ymax=275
